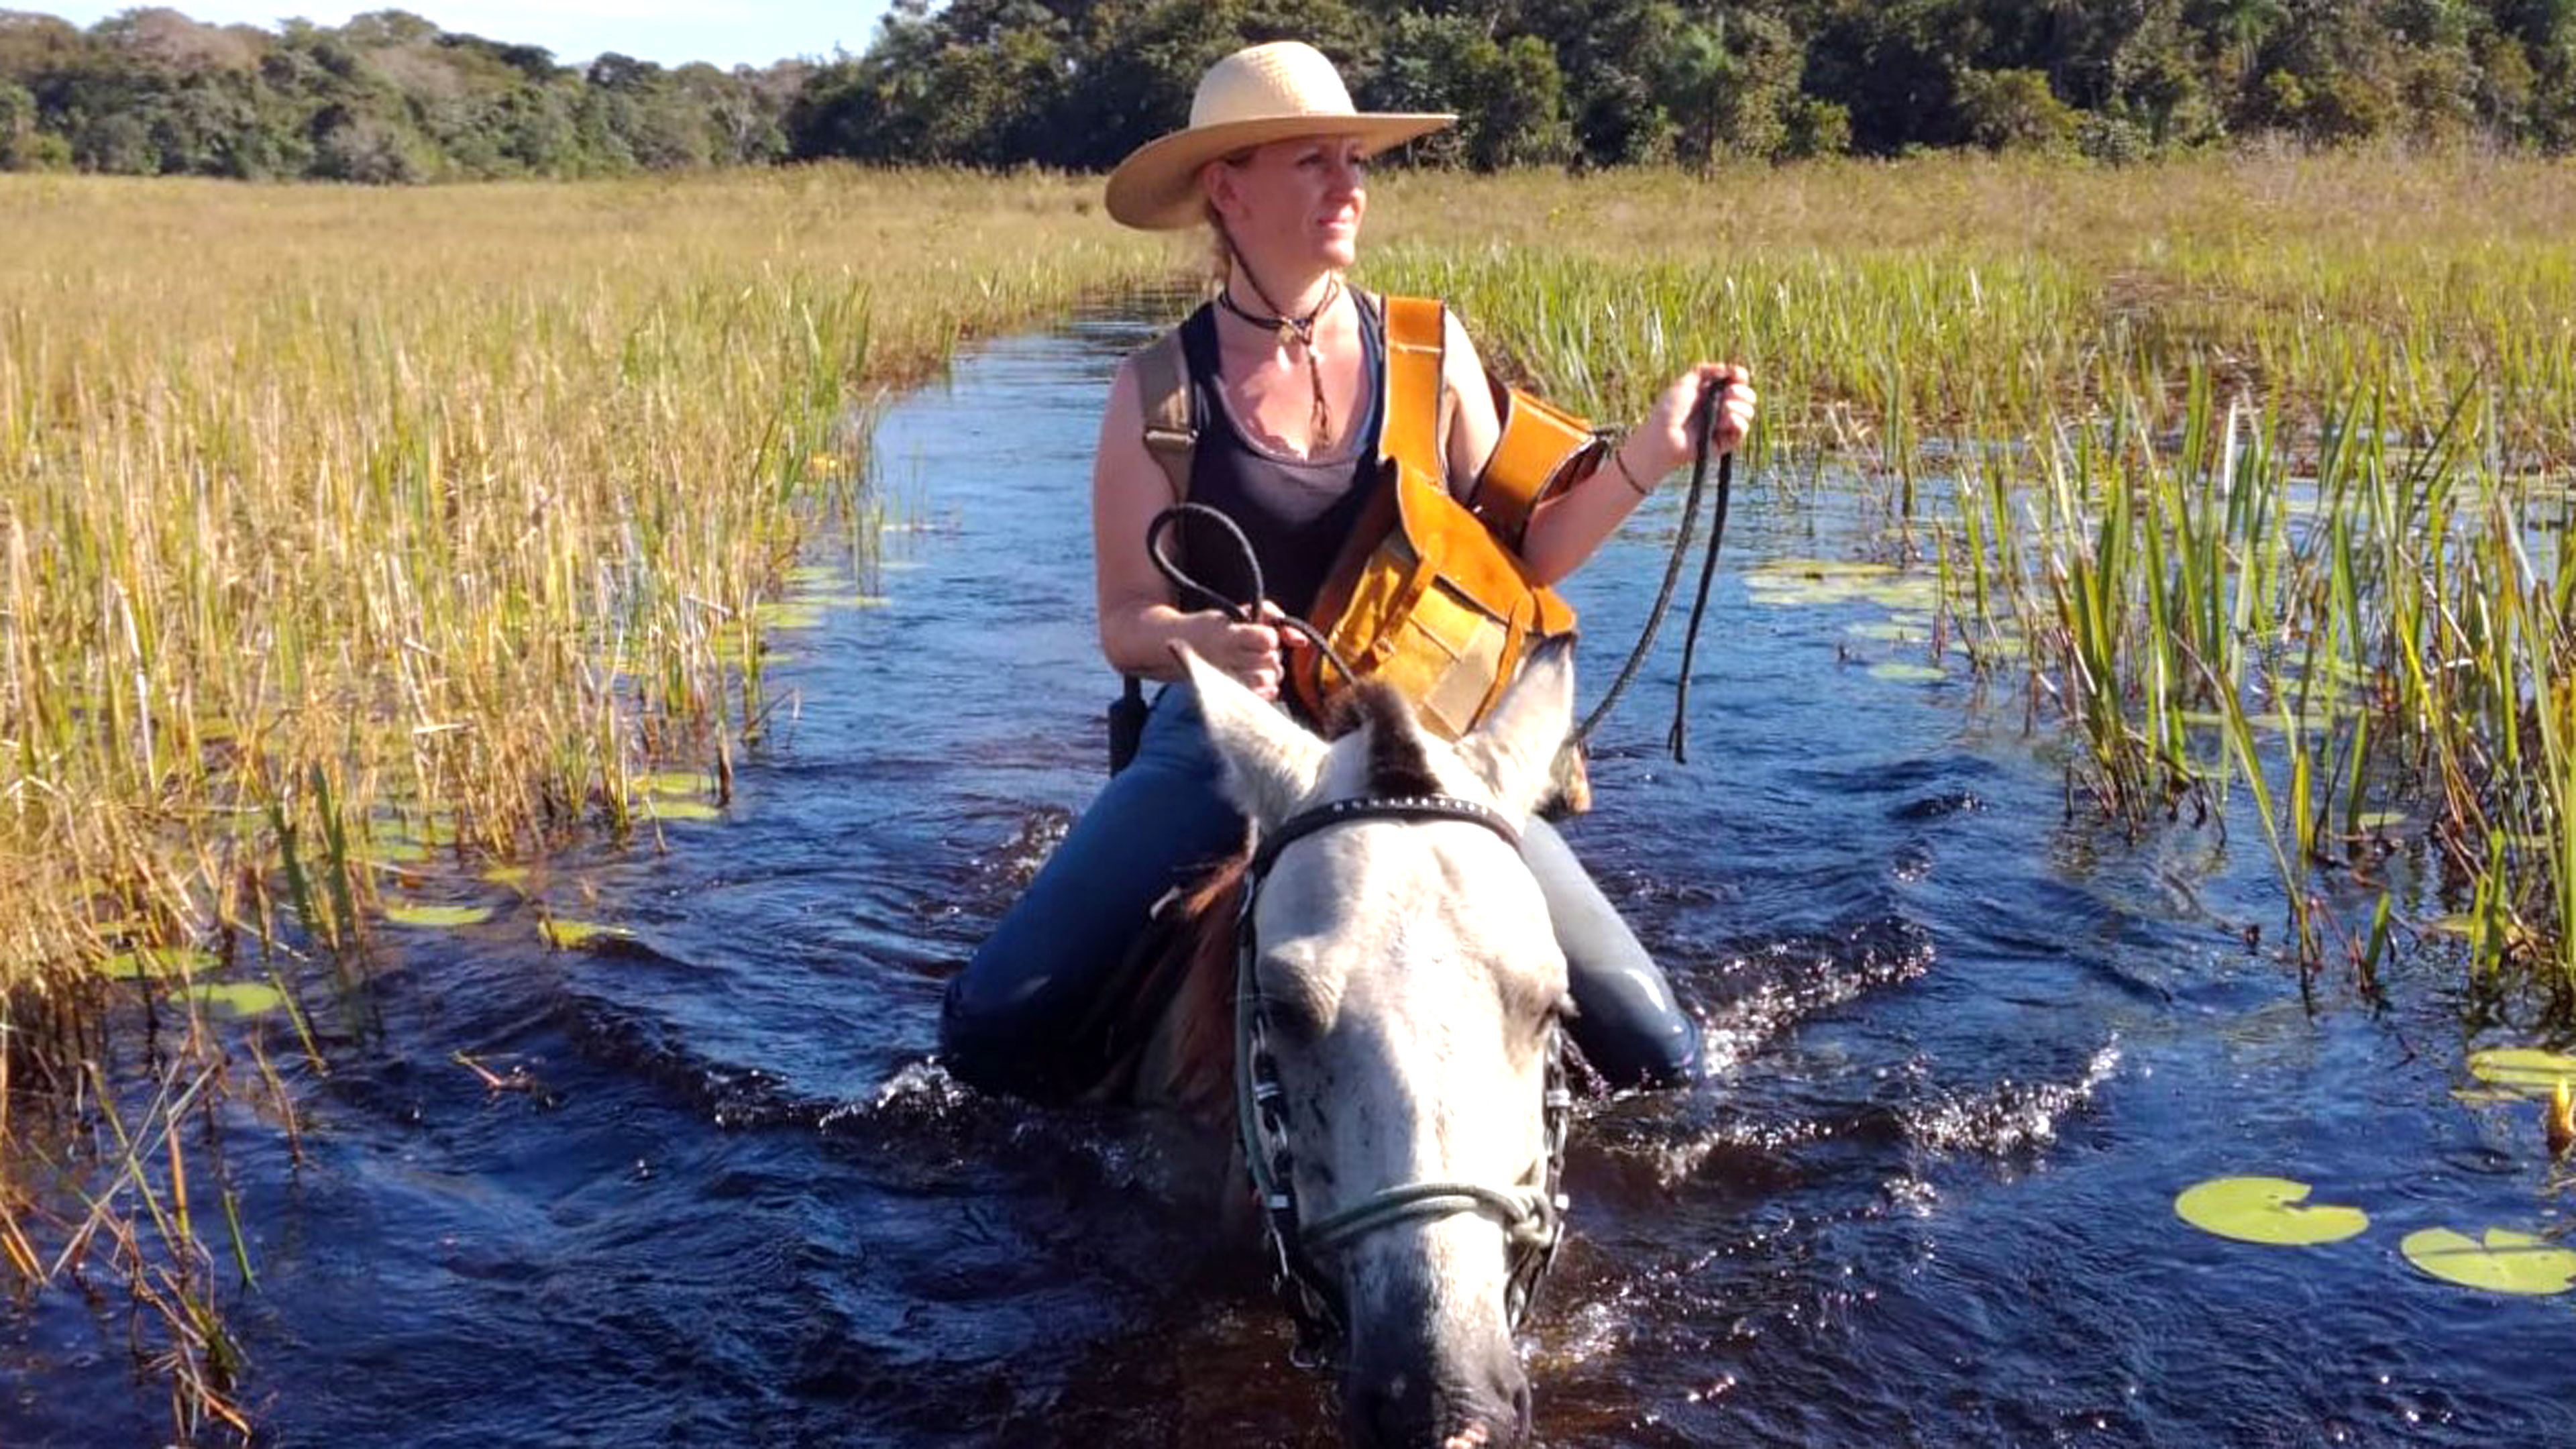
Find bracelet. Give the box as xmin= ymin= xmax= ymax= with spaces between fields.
xmin=1609 ymin=445 xmax=1652 ymax=498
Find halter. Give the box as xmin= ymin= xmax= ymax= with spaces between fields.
xmin=1232 ymin=792 xmax=1573 ymax=1368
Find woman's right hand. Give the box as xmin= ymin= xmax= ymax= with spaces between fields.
xmin=1176 ymin=604 xmax=1288 ymax=700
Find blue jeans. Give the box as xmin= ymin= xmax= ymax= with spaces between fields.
xmin=941 ymin=686 xmax=1701 ymax=1097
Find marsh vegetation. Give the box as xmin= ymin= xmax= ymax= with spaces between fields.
xmin=3 ymin=150 xmax=2573 ymax=1438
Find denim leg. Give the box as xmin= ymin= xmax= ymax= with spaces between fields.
xmin=941 ymin=688 xmax=1246 ymax=1099
xmin=1523 ymin=818 xmax=1702 ymax=1088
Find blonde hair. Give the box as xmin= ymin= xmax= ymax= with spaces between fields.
xmin=1203 ymin=204 xmax=1231 ymax=286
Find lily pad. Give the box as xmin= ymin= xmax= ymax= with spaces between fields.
xmin=180 ymin=982 xmax=288 ymax=1020
xmin=1847 ymin=621 xmax=1931 ymax=643
xmin=2400 ymin=1227 xmax=2576 ymax=1295
xmin=2466 ymin=1048 xmax=2576 ymax=1099
xmin=384 ymin=902 xmax=494 ymax=928
xmin=755 ymin=603 xmax=825 ymax=631
xmin=1869 ymin=662 xmax=1947 ymax=684
xmin=1748 ymin=558 xmax=1894 ymax=580
xmin=99 ymin=946 xmax=215 ymax=980
xmin=786 ymin=565 xmax=841 ymax=588
xmin=482 ymin=865 xmax=531 ymax=888
xmin=2174 ymin=1175 xmax=2370 ymax=1245
xmin=1861 ymin=580 xmax=1941 ymax=610
xmin=1746 ymin=584 xmax=1849 ymax=608
xmin=810 ymin=593 xmax=891 ymax=609
xmin=541 ymin=919 xmax=632 ymax=950
xmin=646 ymin=800 xmax=721 ymax=822
xmin=633 ymin=771 xmax=716 ymax=798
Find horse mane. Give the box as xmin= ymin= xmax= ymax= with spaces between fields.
xmin=1326 ymin=680 xmax=1442 ymax=798
xmin=1147 ymin=851 xmax=1246 ymax=1118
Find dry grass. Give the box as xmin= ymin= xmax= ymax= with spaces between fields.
xmin=0 ymin=166 xmax=1169 ymax=1006
xmin=1369 ymin=152 xmax=2576 ymax=1010
xmin=7 ymin=150 xmax=2575 ymax=1440
xmin=0 ymin=165 xmax=1170 ymax=1442
xmin=1374 ymin=150 xmax=2576 ymax=467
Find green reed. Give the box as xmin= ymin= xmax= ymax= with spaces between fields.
xmin=1370 ymin=152 xmax=2576 ymax=1013
xmin=9 ymin=150 xmax=2576 ymax=1440
xmin=0 ymin=166 xmax=1171 ymax=1440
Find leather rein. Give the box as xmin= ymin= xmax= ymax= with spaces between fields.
xmin=1140 ymin=378 xmax=1737 ymax=762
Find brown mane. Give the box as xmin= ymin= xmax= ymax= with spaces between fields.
xmin=1082 ymin=848 xmax=1244 ymax=1118
xmin=1326 ymin=680 xmax=1442 ymax=798
xmin=1151 ymin=851 xmax=1248 ymax=1116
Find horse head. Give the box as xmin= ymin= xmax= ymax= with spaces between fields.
xmin=1179 ymin=641 xmax=1577 ymax=1449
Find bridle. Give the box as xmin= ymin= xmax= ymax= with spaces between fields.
xmin=1231 ymin=792 xmax=1573 ymax=1368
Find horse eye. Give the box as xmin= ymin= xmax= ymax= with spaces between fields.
xmin=1260 ymin=991 xmax=1324 ymax=1045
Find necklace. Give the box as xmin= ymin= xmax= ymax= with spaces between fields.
xmin=1217 ymin=274 xmax=1341 ymax=354
xmin=1215 ymin=268 xmax=1344 ymax=451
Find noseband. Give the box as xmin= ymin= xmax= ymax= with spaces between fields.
xmin=1233 ymin=793 xmax=1573 ymax=1367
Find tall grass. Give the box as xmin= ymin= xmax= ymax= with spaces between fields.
xmin=9 ymin=150 xmax=2576 ymax=1439
xmin=0 ymin=166 xmax=1169 ymax=1440
xmin=1369 ymin=150 xmax=2576 ymax=1012
xmin=2 ymin=167 xmax=1165 ymax=989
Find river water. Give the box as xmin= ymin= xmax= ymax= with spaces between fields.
xmin=7 ymin=306 xmax=2574 ymax=1448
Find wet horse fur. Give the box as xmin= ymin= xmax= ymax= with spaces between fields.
xmin=1097 ymin=645 xmax=1580 ymax=1449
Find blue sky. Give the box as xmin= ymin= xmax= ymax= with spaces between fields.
xmin=37 ymin=3 xmax=894 ymax=68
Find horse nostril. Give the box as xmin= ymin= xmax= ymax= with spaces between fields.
xmin=1356 ymin=1371 xmax=1426 ymax=1446
xmin=1478 ymin=1355 xmax=1532 ymax=1444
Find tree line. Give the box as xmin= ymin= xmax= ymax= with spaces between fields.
xmin=4 ymin=1 xmax=2572 ymax=180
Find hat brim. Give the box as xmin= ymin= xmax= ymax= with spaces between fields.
xmin=1104 ymin=113 xmax=1456 ymax=231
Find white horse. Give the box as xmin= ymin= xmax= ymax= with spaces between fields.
xmin=1153 ymin=638 xmax=1579 ymax=1449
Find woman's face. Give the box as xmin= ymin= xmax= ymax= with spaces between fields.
xmin=1210 ymin=134 xmax=1368 ymax=270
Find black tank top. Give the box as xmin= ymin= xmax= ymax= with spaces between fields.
xmin=1175 ymin=294 xmax=1387 ymax=620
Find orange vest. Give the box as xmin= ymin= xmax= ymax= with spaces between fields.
xmin=1132 ymin=291 xmax=1603 ymax=751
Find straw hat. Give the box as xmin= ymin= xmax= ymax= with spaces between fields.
xmin=1104 ymin=42 xmax=1454 ymax=231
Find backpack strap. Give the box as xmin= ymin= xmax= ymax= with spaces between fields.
xmin=1133 ymin=324 xmax=1195 ymax=502
xmin=1378 ymin=294 xmax=1447 ymax=486
xmin=1110 ymin=321 xmax=1199 ymax=776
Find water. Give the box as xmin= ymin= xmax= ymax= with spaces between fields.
xmin=8 ymin=307 xmax=2575 ymax=1448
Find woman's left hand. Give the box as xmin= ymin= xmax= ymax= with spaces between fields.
xmin=1632 ymin=363 xmax=1757 ymax=482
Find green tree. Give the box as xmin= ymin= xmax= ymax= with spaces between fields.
xmin=1368 ymin=12 xmax=1572 ymax=168
xmin=1799 ymin=0 xmax=1992 ymax=153
xmin=0 ymin=75 xmax=36 ymax=167
xmin=1957 ymin=65 xmax=2082 ymax=149
xmin=1778 ymin=94 xmax=1853 ymax=156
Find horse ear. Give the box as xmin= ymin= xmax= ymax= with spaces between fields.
xmin=1456 ymin=636 xmax=1576 ymax=816
xmin=1175 ymin=644 xmax=1330 ymax=828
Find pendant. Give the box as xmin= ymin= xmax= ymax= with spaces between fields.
xmin=1277 ymin=321 xmax=1299 ymax=350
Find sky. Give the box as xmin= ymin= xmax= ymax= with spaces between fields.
xmin=33 ymin=2 xmax=895 ymax=68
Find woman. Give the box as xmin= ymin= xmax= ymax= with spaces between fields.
xmin=941 ymin=40 xmax=1758 ymax=1099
